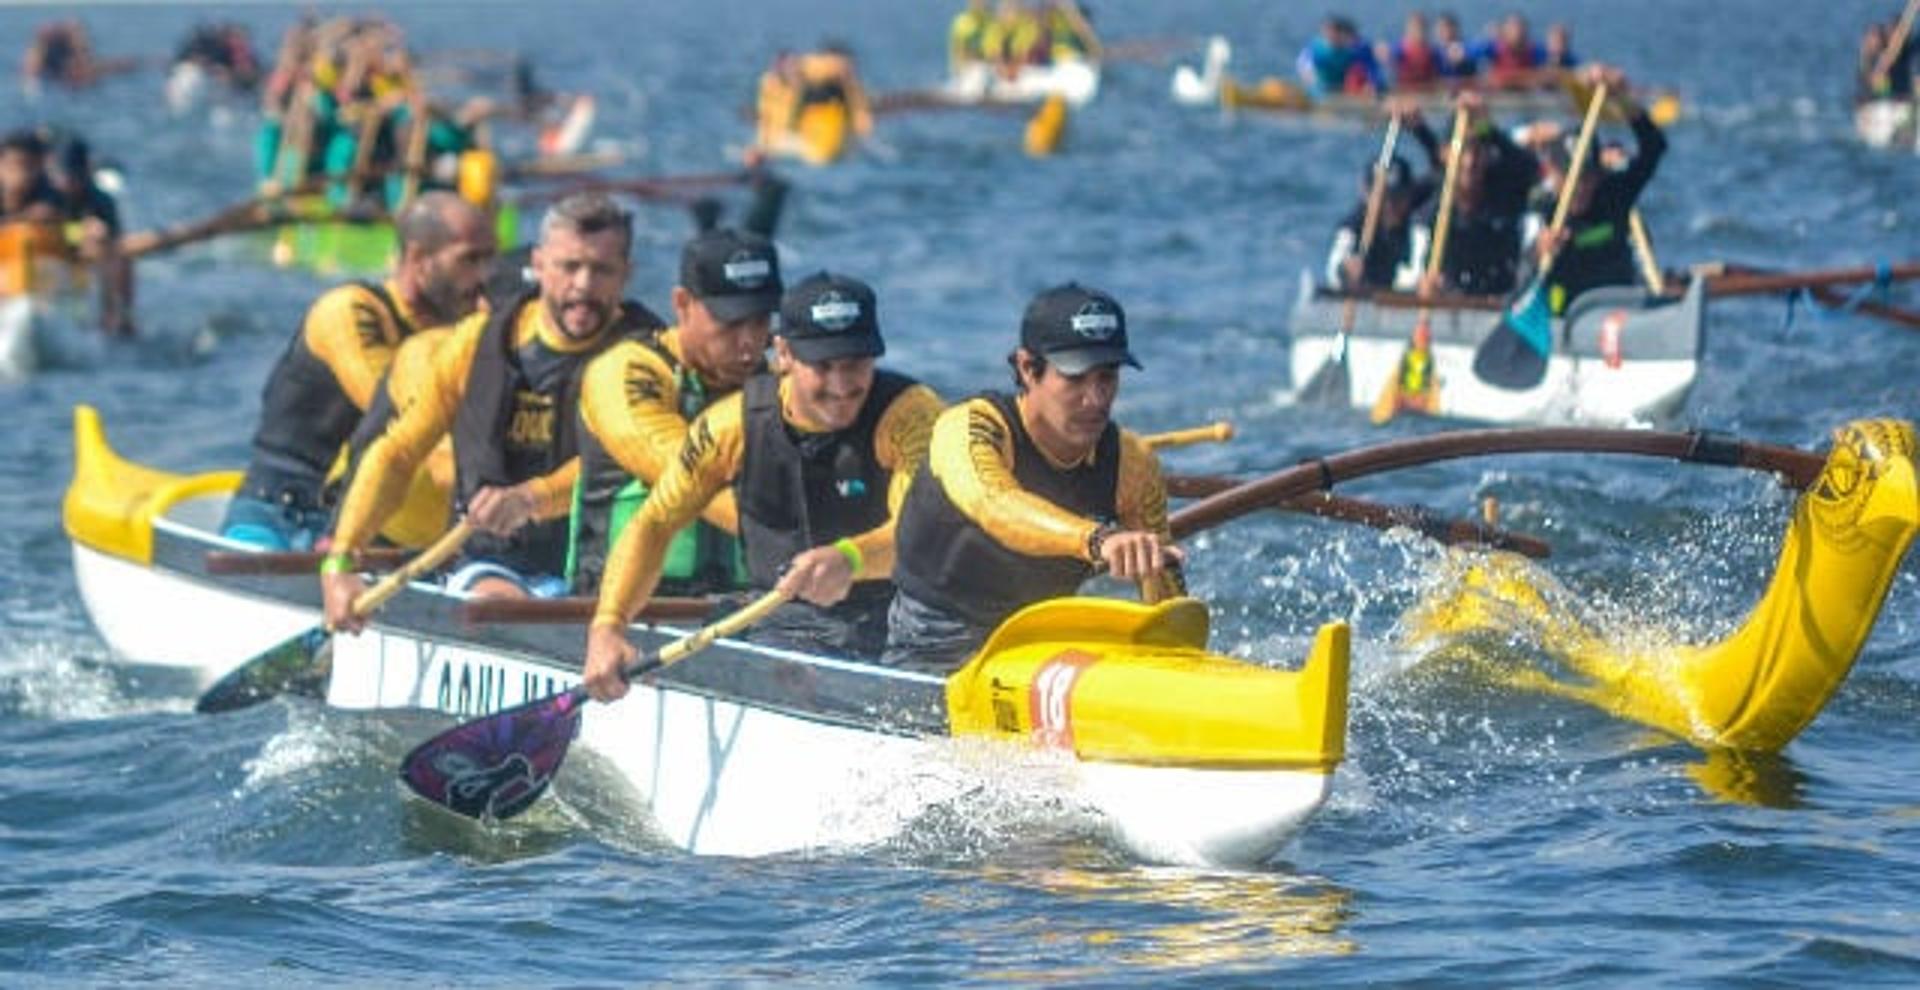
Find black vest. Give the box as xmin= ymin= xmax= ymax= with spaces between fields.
xmin=735 ymin=370 xmax=913 ymax=592
xmin=242 ymin=282 xmax=409 ymax=506
xmin=893 ymin=392 xmax=1120 ymax=628
xmin=569 ymin=331 xmax=741 ymax=594
xmin=452 ymin=292 xmax=663 ymax=575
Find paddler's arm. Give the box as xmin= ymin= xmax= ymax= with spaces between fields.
xmin=1114 ymin=430 xmax=1186 ymax=603
xmin=829 ymin=384 xmax=944 ymax=581
xmin=329 ymin=311 xmax=485 ymax=554
xmin=591 ymin=396 xmax=745 ymax=629
xmin=585 ymin=397 xmax=744 ymax=703
xmin=932 ymin=398 xmax=1103 ymax=559
xmin=303 ymin=283 xmax=407 ymax=410
xmin=578 ymin=342 xmax=738 ymax=533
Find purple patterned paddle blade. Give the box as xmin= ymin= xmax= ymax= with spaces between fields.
xmin=398 ymin=686 xmax=588 ymax=820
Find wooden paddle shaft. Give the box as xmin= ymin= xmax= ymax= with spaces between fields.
xmin=1143 ymin=422 xmax=1234 ymax=450
xmin=1167 ymin=427 xmax=1826 ymax=540
xmin=638 ymin=589 xmax=789 ymax=676
xmin=1874 ymin=0 xmax=1920 ymax=85
xmin=1164 ymin=475 xmax=1551 ymax=558
xmin=1549 ymin=82 xmax=1609 ymax=236
xmin=462 ymin=596 xmax=713 ymax=624
xmin=350 ymin=520 xmax=474 ymax=616
xmin=1628 ymin=209 xmax=1666 ymax=295
xmin=1426 ymin=104 xmax=1473 ymax=283
xmin=1357 ymin=116 xmax=1402 ymax=259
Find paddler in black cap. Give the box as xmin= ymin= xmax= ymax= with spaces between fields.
xmin=880 ymin=283 xmax=1184 ymax=672
xmin=583 ymin=272 xmax=944 ymax=700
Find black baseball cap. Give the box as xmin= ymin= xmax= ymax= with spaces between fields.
xmin=680 ymin=228 xmax=782 ymax=322
xmin=1020 ymin=283 xmax=1140 ymax=375
xmin=778 ymin=272 xmax=885 ymax=363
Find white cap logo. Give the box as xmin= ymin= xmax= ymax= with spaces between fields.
xmin=810 ymin=290 xmax=862 ymax=332
xmin=1069 ymin=301 xmax=1120 ymax=341
xmin=722 ymin=250 xmax=771 ymax=289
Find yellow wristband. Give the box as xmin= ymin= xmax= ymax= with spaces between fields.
xmin=832 ymin=537 xmax=863 ymax=577
xmin=319 ymin=552 xmax=354 ymax=576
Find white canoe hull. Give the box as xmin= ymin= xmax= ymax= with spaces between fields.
xmin=0 ymin=296 xmax=37 ymax=382
xmin=1287 ymin=270 xmax=1706 ymax=427
xmin=948 ymin=60 xmax=1099 ymax=107
xmin=72 ymin=488 xmax=1334 ymax=868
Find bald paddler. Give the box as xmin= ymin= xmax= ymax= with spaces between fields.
xmin=223 ymin=191 xmax=496 ymax=551
xmin=567 ymin=228 xmax=782 ymax=596
xmin=880 ymin=285 xmax=1183 ymax=672
xmin=323 ymin=193 xmax=664 ymax=631
xmin=583 ymin=273 xmax=943 ymax=699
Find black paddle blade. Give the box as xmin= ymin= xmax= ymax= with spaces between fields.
xmin=398 ymin=686 xmax=588 ymax=821
xmin=1296 ymin=352 xmax=1351 ymax=407
xmin=1472 ymin=282 xmax=1554 ymax=391
xmin=195 ymin=626 xmax=332 ymax=714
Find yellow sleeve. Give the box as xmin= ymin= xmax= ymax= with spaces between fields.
xmin=528 ymin=457 xmax=579 ymax=520
xmin=302 ymin=284 xmax=406 ymax=411
xmin=330 ymin=312 xmax=485 ymax=551
xmin=1115 ymin=429 xmax=1186 ymax=601
xmin=578 ymin=342 xmax=738 ymax=533
xmin=847 ymin=384 xmax=942 ymax=578
xmin=925 ymin=398 xmax=1099 ymax=562
xmin=592 ymin=394 xmax=746 ymax=627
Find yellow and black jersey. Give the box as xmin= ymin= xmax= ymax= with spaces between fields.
xmin=593 ymin=371 xmax=942 ymax=628
xmin=330 ymin=294 xmax=647 ymax=558
xmin=891 ymin=392 xmax=1181 ymax=628
xmin=240 ymin=280 xmax=418 ymax=499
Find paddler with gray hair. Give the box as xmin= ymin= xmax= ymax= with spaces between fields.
xmin=880 ymin=283 xmax=1183 ymax=672
xmin=322 ymin=192 xmax=664 ymax=630
xmin=583 ymin=272 xmax=943 ymax=700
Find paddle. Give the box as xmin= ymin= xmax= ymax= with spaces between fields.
xmin=1163 ymin=474 xmax=1551 ymax=558
xmin=1166 ymin=425 xmax=1825 ymax=541
xmin=1299 ymin=115 xmax=1401 ymax=406
xmin=194 ymin=521 xmax=475 ymax=714
xmin=397 ymin=588 xmax=789 ymax=820
xmin=1372 ymin=104 xmax=1469 ymax=424
xmin=399 ymin=86 xmax=432 ymax=206
xmin=1469 ymin=79 xmax=1608 ymax=392
xmin=1141 ymin=421 xmax=1233 ymax=450
xmin=1627 ymin=208 xmax=1666 ymax=295
xmin=1871 ymin=0 xmax=1920 ymax=95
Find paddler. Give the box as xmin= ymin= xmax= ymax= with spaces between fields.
xmin=1327 ymin=100 xmax=1443 ymax=291
xmin=47 ymin=135 xmax=135 ymax=336
xmin=22 ymin=19 xmax=99 ymax=91
xmin=1042 ymin=0 xmax=1101 ymax=64
xmin=567 ymin=227 xmax=783 ymax=596
xmin=322 ymin=193 xmax=662 ymax=629
xmin=950 ymin=0 xmax=993 ymax=74
xmin=1530 ymin=64 xmax=1667 ymax=311
xmin=981 ymin=0 xmax=1048 ymax=70
xmin=1296 ymin=16 xmax=1384 ymax=98
xmin=582 ymin=272 xmax=944 ymax=697
xmin=224 ymin=191 xmax=497 ymax=551
xmin=1410 ymin=91 xmax=1539 ymax=296
xmin=1480 ymin=13 xmax=1545 ymax=90
xmin=1860 ymin=16 xmax=1919 ymax=100
xmin=879 ymin=284 xmax=1183 ymax=672
xmin=0 ymin=130 xmax=61 ymax=224
xmin=1379 ymin=12 xmax=1441 ymax=91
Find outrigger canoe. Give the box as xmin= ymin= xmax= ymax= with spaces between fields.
xmin=62 ymin=405 xmax=1349 ymax=868
xmin=1287 ymin=270 xmax=1706 ymax=426
xmin=1402 ymin=418 xmax=1920 ymax=753
xmin=947 ymin=58 xmax=1100 ymax=107
xmin=1172 ymin=37 xmax=1682 ymax=126
xmin=257 ymin=195 xmax=521 ymax=277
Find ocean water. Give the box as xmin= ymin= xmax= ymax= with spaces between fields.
xmin=4 ymin=0 xmax=1920 ymax=984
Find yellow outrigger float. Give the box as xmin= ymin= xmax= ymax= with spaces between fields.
xmin=1404 ymin=420 xmax=1920 ymax=753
